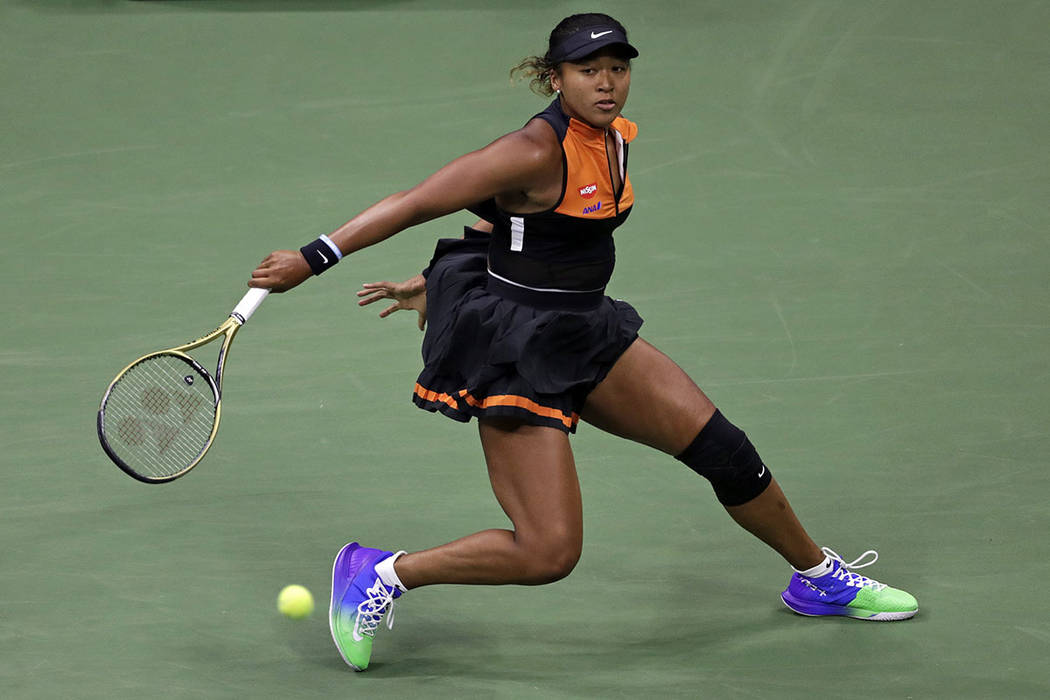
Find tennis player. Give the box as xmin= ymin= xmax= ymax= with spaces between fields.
xmin=249 ymin=13 xmax=918 ymax=671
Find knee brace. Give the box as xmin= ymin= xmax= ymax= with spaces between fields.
xmin=675 ymin=410 xmax=772 ymax=506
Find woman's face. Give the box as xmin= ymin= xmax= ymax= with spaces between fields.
xmin=550 ymin=49 xmax=631 ymax=129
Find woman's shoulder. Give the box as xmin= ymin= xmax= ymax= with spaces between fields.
xmin=612 ymin=115 xmax=638 ymax=143
xmin=486 ymin=118 xmax=563 ymax=171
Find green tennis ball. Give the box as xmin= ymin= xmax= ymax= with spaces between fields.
xmin=277 ymin=584 xmax=314 ymax=620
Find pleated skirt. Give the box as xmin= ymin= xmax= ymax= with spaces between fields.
xmin=412 ymin=230 xmax=643 ymax=433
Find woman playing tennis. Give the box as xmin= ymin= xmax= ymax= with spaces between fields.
xmin=249 ymin=13 xmax=918 ymax=672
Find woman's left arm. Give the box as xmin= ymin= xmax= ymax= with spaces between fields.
xmin=357 ymin=275 xmax=428 ymax=331
xmin=355 ymin=218 xmax=493 ymax=331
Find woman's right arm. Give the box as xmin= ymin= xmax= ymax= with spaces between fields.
xmin=249 ymin=125 xmax=557 ymax=292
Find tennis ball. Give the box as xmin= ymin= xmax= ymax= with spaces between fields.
xmin=277 ymin=584 xmax=314 ymax=620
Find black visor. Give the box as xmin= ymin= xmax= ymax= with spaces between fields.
xmin=547 ymin=25 xmax=639 ymax=64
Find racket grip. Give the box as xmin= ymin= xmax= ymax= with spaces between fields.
xmin=232 ymin=287 xmax=270 ymax=323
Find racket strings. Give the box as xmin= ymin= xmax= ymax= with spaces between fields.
xmin=102 ymin=354 xmax=217 ymax=479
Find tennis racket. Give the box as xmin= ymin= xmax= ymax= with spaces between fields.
xmin=97 ymin=287 xmax=270 ymax=483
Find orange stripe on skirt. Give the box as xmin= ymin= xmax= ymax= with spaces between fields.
xmin=414 ymin=383 xmax=578 ymax=429
xmin=413 ymin=383 xmax=459 ymax=410
xmin=460 ymin=389 xmax=578 ymax=429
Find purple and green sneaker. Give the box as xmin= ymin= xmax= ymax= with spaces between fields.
xmin=329 ymin=542 xmax=402 ymax=671
xmin=781 ymin=548 xmax=917 ymax=621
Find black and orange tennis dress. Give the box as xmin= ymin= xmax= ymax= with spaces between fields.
xmin=412 ymin=98 xmax=643 ymax=433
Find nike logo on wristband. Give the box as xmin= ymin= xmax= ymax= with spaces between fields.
xmin=318 ymin=250 xmax=329 ymax=264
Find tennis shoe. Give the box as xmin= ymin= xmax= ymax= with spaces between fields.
xmin=329 ymin=542 xmax=402 ymax=671
xmin=781 ymin=547 xmax=917 ymax=621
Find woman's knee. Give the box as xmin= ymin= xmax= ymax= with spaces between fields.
xmin=517 ymin=532 xmax=582 ymax=584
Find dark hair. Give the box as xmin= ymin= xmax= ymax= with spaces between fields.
xmin=510 ymin=13 xmax=631 ymax=97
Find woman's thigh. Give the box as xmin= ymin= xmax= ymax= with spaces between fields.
xmin=478 ymin=417 xmax=583 ymax=551
xmin=582 ymin=337 xmax=716 ymax=455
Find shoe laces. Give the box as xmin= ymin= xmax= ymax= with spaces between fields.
xmin=822 ymin=546 xmax=887 ymax=591
xmin=354 ymin=577 xmax=397 ymax=639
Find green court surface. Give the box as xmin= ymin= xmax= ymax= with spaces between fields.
xmin=2 ymin=1 xmax=1048 ymax=697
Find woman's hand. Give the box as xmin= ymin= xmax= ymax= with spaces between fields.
xmin=357 ymin=274 xmax=427 ymax=330
xmin=249 ymin=250 xmax=312 ymax=293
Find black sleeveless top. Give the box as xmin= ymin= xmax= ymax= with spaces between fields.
xmin=468 ymin=98 xmax=638 ymax=306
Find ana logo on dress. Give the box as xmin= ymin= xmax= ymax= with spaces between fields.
xmin=578 ymin=183 xmax=598 ymax=199
xmin=582 ymin=201 xmax=602 ymax=215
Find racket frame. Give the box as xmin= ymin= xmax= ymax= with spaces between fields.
xmin=97 ymin=288 xmax=268 ymax=483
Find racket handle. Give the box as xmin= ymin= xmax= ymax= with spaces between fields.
xmin=232 ymin=287 xmax=270 ymax=323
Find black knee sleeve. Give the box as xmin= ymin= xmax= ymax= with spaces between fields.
xmin=675 ymin=410 xmax=772 ymax=506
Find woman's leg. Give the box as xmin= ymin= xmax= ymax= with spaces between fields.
xmin=330 ymin=418 xmax=584 ymax=671
xmin=582 ymin=337 xmax=824 ymax=571
xmin=393 ymin=417 xmax=584 ymax=589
